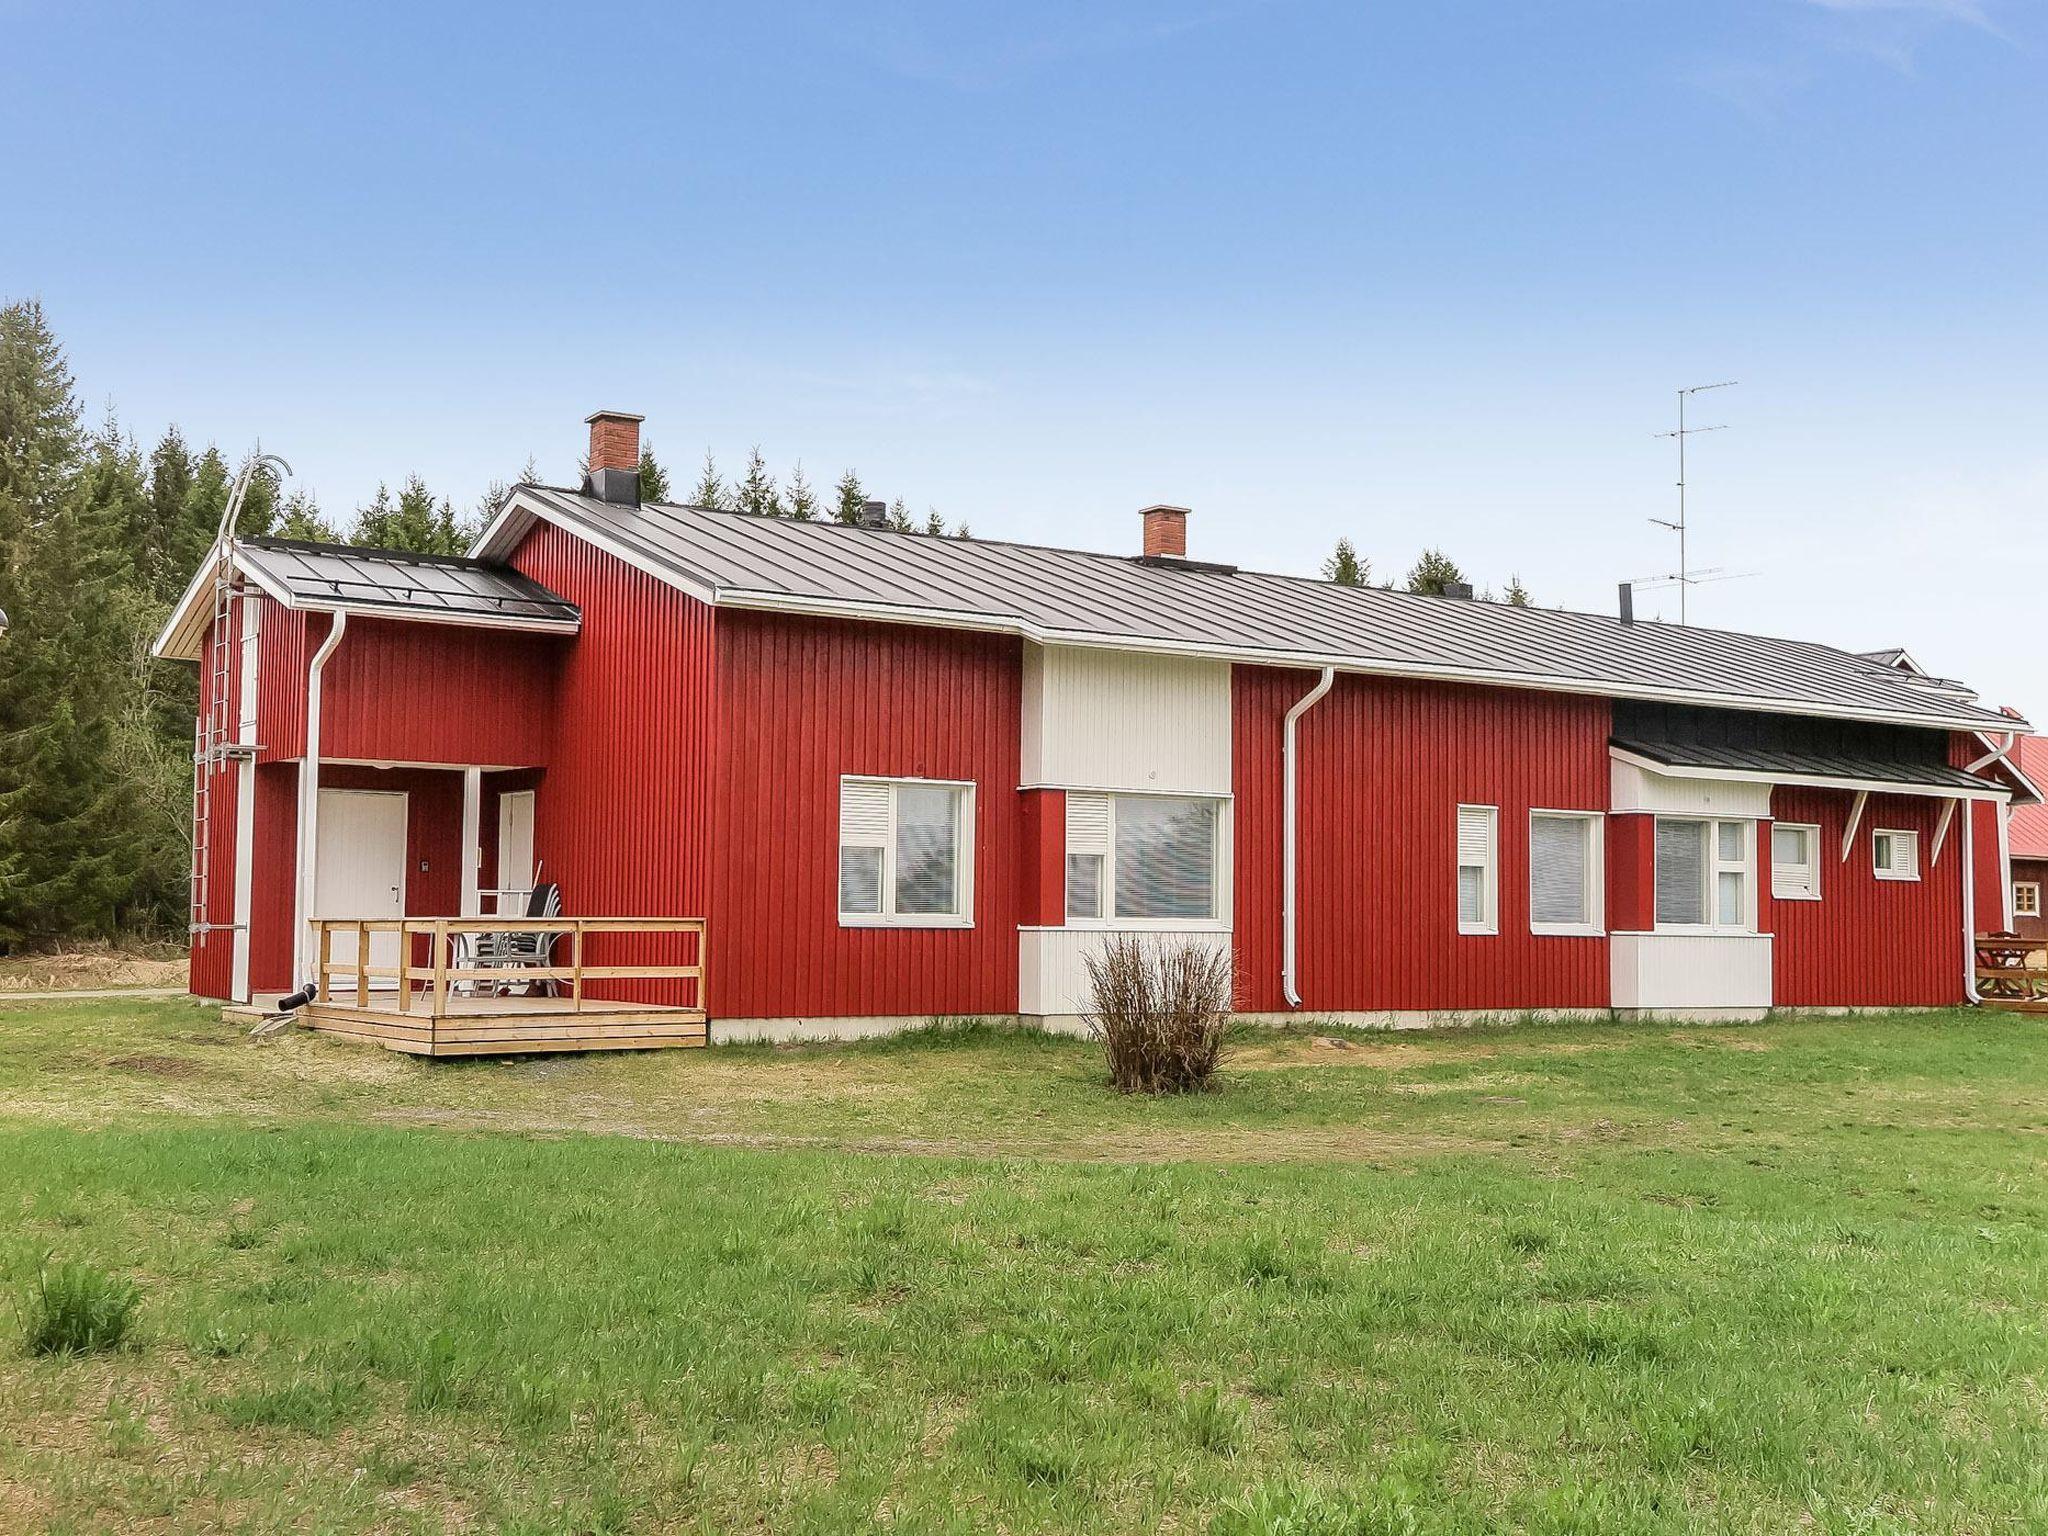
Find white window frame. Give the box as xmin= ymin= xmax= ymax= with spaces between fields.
xmin=1653 ymin=816 xmax=1756 ymax=935
xmin=1872 ymin=828 xmax=1920 ymax=883
xmin=1457 ymin=804 xmax=1499 ymax=936
xmin=837 ymin=775 xmax=976 ymax=928
xmin=1061 ymin=789 xmax=1230 ymax=932
xmin=1770 ymin=821 xmax=1822 ymax=902
xmin=1527 ymin=809 xmax=1604 ymax=937
xmin=2016 ymin=881 xmax=2042 ymax=919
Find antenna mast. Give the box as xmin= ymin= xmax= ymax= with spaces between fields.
xmin=1650 ymin=380 xmax=1736 ymax=625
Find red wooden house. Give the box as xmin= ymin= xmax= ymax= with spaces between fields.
xmin=154 ymin=410 xmax=2037 ymax=1050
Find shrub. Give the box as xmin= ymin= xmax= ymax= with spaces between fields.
xmin=22 ymin=1259 xmax=140 ymax=1356
xmin=1082 ymin=934 xmax=1234 ymax=1095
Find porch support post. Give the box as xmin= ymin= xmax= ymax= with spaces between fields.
xmin=460 ymin=767 xmax=482 ymax=918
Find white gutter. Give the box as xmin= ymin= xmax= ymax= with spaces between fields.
xmin=1282 ymin=667 xmax=1336 ymax=1009
xmin=292 ymin=611 xmax=348 ymax=989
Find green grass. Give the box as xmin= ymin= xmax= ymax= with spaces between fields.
xmin=1 ymin=998 xmax=2045 ymax=1532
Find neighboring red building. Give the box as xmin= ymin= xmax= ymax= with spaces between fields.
xmin=154 ymin=410 xmax=2037 ymax=1038
xmin=2006 ymin=734 xmax=2048 ymax=945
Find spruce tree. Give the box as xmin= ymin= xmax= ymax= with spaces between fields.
xmin=923 ymin=509 xmax=946 ymax=537
xmin=786 ymin=462 xmax=818 ymax=521
xmin=833 ymin=469 xmax=866 ymax=525
xmin=1322 ymin=538 xmax=1368 ymax=587
xmin=734 ymin=446 xmax=782 ymax=517
xmin=352 ymin=475 xmax=465 ymax=555
xmin=638 ymin=443 xmax=671 ymax=504
xmin=1503 ymin=574 xmax=1531 ymax=607
xmin=140 ymin=427 xmax=194 ymax=598
xmin=690 ymin=450 xmax=729 ymax=511
xmin=887 ymin=496 xmax=913 ymax=533
xmin=1403 ymin=548 xmax=1468 ymax=596
xmin=275 ymin=488 xmax=340 ymax=542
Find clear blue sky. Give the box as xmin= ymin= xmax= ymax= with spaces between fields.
xmin=6 ymin=1 xmax=2044 ymax=710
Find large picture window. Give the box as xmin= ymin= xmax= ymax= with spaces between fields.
xmin=838 ymin=777 xmax=975 ymax=926
xmin=1654 ymin=817 xmax=1753 ymax=931
xmin=1064 ymin=792 xmax=1225 ymax=925
xmin=1529 ymin=811 xmax=1603 ymax=935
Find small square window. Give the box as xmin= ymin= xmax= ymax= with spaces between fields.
xmin=2014 ymin=882 xmax=2041 ymax=918
xmin=838 ymin=778 xmax=974 ymax=925
xmin=1873 ymin=830 xmax=1920 ymax=882
xmin=1771 ymin=823 xmax=1821 ymax=901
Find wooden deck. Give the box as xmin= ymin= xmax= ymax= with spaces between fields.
xmin=1975 ymin=934 xmax=2048 ymax=1014
xmin=304 ymin=916 xmax=707 ymax=1056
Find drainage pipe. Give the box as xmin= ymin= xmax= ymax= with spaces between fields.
xmin=291 ymin=611 xmax=348 ymax=991
xmin=1282 ymin=666 xmax=1336 ymax=1009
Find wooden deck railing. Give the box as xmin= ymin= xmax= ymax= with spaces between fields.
xmin=312 ymin=917 xmax=707 ymax=1018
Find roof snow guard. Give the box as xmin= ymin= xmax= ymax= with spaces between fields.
xmin=153 ymin=538 xmax=580 ymax=661
xmin=476 ymin=486 xmax=2025 ymax=735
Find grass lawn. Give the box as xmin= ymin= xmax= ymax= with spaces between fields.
xmin=1 ymin=1001 xmax=2045 ymax=1533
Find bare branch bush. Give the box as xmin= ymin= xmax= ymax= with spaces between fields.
xmin=1082 ymin=934 xmax=1234 ymax=1094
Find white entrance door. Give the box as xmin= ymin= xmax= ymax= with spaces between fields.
xmin=496 ymin=790 xmax=536 ymax=914
xmin=314 ymin=789 xmax=408 ymax=986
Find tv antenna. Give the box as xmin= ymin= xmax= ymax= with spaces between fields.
xmin=1650 ymin=380 xmax=1736 ymax=625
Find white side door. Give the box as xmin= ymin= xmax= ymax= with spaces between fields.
xmin=314 ymin=789 xmax=408 ymax=985
xmin=496 ymin=790 xmax=536 ymax=914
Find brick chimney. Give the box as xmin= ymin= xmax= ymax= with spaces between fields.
xmin=1140 ymin=504 xmax=1189 ymax=559
xmin=582 ymin=409 xmax=644 ymax=506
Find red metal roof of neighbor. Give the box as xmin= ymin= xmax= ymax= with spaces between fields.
xmin=2010 ymin=735 xmax=2048 ymax=857
xmin=477 ymin=486 xmax=2025 ymax=735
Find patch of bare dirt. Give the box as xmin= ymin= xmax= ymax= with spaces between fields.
xmin=108 ymin=1054 xmax=205 ymax=1079
xmin=0 ymin=944 xmax=185 ymax=992
xmin=1668 ymin=1031 xmax=1773 ymax=1052
xmin=1229 ymin=1034 xmax=1618 ymax=1072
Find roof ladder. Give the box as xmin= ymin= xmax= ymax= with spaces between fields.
xmin=189 ymin=453 xmax=291 ymax=937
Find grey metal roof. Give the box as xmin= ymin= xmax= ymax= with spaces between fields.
xmin=480 ymin=488 xmax=2019 ymax=733
xmin=1613 ymin=739 xmax=1999 ymax=794
xmin=241 ymin=539 xmax=579 ymax=628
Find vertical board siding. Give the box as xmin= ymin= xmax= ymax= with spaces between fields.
xmin=1769 ymin=787 xmax=1963 ymax=1007
xmin=509 ymin=523 xmax=714 ymax=1005
xmin=1023 ymin=645 xmax=1233 ymax=793
xmin=2012 ymin=856 xmax=2048 ymax=943
xmin=318 ymin=619 xmax=559 ymax=766
xmin=1234 ymin=666 xmax=1611 ymax=1013
xmin=714 ymin=611 xmax=1022 ymax=1019
xmin=248 ymin=764 xmax=299 ymax=996
xmin=257 ymin=608 xmax=556 ymax=767
xmin=1606 ymin=814 xmax=1657 ymax=933
xmin=1017 ymin=788 xmax=1066 ymax=928
xmin=188 ymin=597 xmax=242 ymax=998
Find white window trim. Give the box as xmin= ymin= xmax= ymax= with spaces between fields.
xmin=1528 ymin=808 xmax=1605 ymax=937
xmin=1060 ymin=790 xmax=1231 ymax=933
xmin=2015 ymin=881 xmax=2042 ymax=918
xmin=837 ymin=775 xmax=976 ymax=929
xmin=1770 ymin=821 xmax=1823 ymax=902
xmin=1653 ymin=816 xmax=1757 ymax=935
xmin=1457 ymin=804 xmax=1499 ymax=936
xmin=1872 ymin=828 xmax=1920 ymax=883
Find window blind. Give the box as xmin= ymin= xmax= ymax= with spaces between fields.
xmin=1114 ymin=795 xmax=1217 ymax=919
xmin=1530 ymin=815 xmax=1590 ymax=927
xmin=1655 ymin=819 xmax=1707 ymax=926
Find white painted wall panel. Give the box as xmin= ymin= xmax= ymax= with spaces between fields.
xmin=1611 ymin=932 xmax=1773 ymax=1012
xmin=1611 ymin=759 xmax=1772 ymax=819
xmin=1020 ymin=927 xmax=1233 ymax=1017
xmin=1022 ymin=643 xmax=1231 ymax=794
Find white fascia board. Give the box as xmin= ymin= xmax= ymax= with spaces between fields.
xmin=286 ymin=600 xmax=579 ymax=638
xmin=1607 ymin=746 xmax=2011 ymax=804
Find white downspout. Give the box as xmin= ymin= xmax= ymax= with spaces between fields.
xmin=292 ymin=612 xmax=348 ymax=988
xmin=1282 ymin=667 xmax=1336 ymax=1009
xmin=1963 ymin=798 xmax=1978 ymax=1004
xmin=1967 ymin=731 xmax=2016 ymax=779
